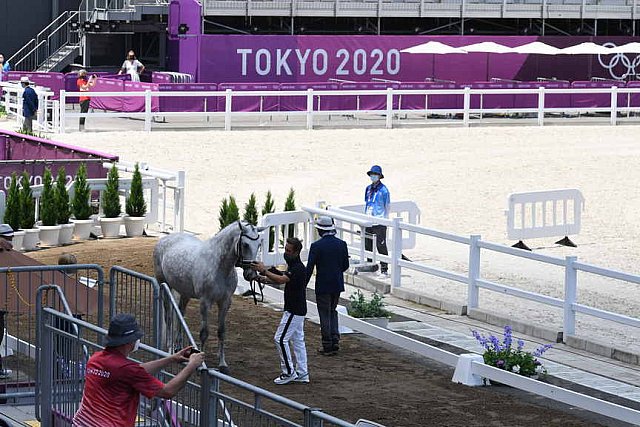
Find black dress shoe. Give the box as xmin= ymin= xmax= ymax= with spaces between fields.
xmin=317 ymin=348 xmax=337 ymax=356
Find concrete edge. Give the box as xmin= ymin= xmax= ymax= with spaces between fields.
xmin=390 ymin=287 xmax=467 ymax=316
xmin=344 ymin=272 xmax=391 ymax=294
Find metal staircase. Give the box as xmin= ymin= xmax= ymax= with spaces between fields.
xmin=7 ymin=1 xmax=170 ymax=73
xmin=7 ymin=11 xmax=81 ymax=73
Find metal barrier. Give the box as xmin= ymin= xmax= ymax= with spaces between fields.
xmin=0 ymin=264 xmax=104 ymax=402
xmin=37 ymin=306 xmax=358 ymax=427
xmin=109 ymin=266 xmax=161 ymax=349
xmin=506 ymin=189 xmax=585 ymax=247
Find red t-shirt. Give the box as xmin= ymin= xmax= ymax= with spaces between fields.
xmin=77 ymin=78 xmax=91 ymax=102
xmin=73 ymin=348 xmax=164 ymax=427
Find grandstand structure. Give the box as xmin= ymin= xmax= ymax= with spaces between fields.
xmin=4 ymin=0 xmax=640 ymax=76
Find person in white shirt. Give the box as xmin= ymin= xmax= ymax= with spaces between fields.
xmin=118 ymin=50 xmax=145 ymax=82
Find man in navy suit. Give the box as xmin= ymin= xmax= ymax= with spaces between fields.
xmin=306 ymin=216 xmax=350 ymax=355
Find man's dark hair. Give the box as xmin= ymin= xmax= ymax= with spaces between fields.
xmin=286 ymin=237 xmax=303 ymax=254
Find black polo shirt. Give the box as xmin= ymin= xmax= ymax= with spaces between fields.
xmin=284 ymin=259 xmax=308 ymax=316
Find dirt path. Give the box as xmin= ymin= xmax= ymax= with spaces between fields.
xmin=29 ymin=238 xmax=610 ymax=426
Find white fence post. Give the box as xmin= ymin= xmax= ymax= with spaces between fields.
xmin=564 ymin=255 xmax=578 ymax=340
xmin=537 ymin=86 xmax=545 ymax=127
xmin=359 ymin=224 xmax=366 ymax=263
xmin=144 ymin=90 xmax=152 ymax=132
xmin=224 ymin=89 xmax=232 ymax=131
xmin=385 ymin=88 xmax=394 ymax=129
xmin=468 ymin=234 xmax=481 ymax=309
xmin=59 ymin=90 xmax=66 ymax=134
xmin=610 ymin=86 xmax=618 ymax=126
xmin=463 ymin=87 xmax=470 ymax=127
xmin=306 ymin=88 xmax=314 ymax=130
xmin=175 ymin=170 xmax=186 ymax=232
xmin=391 ymin=217 xmax=402 ymax=288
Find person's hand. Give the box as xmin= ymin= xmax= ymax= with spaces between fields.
xmin=173 ymin=346 xmax=194 ymax=363
xmin=187 ymin=351 xmax=205 ymax=368
xmin=250 ymin=261 xmax=266 ymax=274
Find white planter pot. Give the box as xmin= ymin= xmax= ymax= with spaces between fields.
xmin=58 ymin=223 xmax=75 ymax=245
xmin=123 ymin=216 xmax=145 ymax=237
xmin=22 ymin=228 xmax=40 ymax=251
xmin=12 ymin=230 xmax=25 ymax=251
xmin=100 ymin=217 xmax=122 ymax=238
xmin=359 ymin=317 xmax=390 ymax=329
xmin=38 ymin=225 xmax=61 ymax=247
xmin=72 ymin=218 xmax=94 ymax=241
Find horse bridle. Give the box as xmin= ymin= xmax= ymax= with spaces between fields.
xmin=234 ymin=222 xmax=265 ymax=304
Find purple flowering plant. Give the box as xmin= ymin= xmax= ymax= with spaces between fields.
xmin=472 ymin=326 xmax=552 ymax=377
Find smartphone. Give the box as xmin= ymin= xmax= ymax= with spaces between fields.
xmin=187 ymin=348 xmax=201 ymax=356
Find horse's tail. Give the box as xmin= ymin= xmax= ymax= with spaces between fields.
xmin=152 ymin=239 xmax=167 ymax=284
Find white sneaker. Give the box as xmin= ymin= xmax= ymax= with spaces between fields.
xmin=293 ymin=372 xmax=310 ymax=383
xmin=0 ymin=369 xmax=12 ymax=379
xmin=274 ymin=372 xmax=298 ymax=385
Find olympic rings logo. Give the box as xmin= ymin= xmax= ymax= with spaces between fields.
xmin=597 ymin=42 xmax=640 ymax=80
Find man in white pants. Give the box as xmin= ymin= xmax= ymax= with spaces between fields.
xmin=252 ymin=237 xmax=309 ymax=384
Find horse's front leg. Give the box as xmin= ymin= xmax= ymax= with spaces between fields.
xmin=216 ymin=297 xmax=232 ymax=374
xmin=199 ymin=299 xmax=210 ymax=352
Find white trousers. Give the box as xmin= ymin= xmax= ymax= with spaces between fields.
xmin=274 ymin=312 xmax=307 ymax=376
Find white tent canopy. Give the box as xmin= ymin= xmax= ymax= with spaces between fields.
xmin=559 ymin=42 xmax=615 ymax=55
xmin=509 ymin=41 xmax=562 ymax=55
xmin=400 ymin=41 xmax=467 ymax=54
xmin=458 ymin=41 xmax=514 ymax=54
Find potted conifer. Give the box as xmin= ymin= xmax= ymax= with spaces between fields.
xmin=55 ymin=167 xmax=74 ymax=245
xmin=38 ymin=168 xmax=61 ymax=247
xmin=243 ymin=193 xmax=258 ymax=226
xmin=20 ymin=171 xmax=39 ymax=250
xmin=124 ymin=163 xmax=146 ymax=237
xmin=347 ymin=290 xmax=392 ymax=328
xmin=3 ymin=173 xmax=24 ymax=250
xmin=71 ymin=163 xmax=94 ymax=240
xmin=99 ymin=164 xmax=122 ymax=238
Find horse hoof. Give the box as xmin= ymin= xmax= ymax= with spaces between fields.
xmin=218 ymin=366 xmax=230 ymax=375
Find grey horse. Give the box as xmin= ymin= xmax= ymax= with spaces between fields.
xmin=153 ymin=220 xmax=262 ymax=373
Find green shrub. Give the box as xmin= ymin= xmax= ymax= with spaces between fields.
xmin=4 ymin=173 xmax=22 ymax=231
xmin=125 ymin=163 xmax=147 ymax=217
xmin=348 ymin=290 xmax=391 ymax=318
xmin=226 ymin=196 xmax=240 ymax=226
xmin=102 ymin=165 xmax=121 ymax=218
xmin=262 ymin=191 xmax=275 ymax=251
xmin=218 ymin=197 xmax=229 ymax=231
xmin=20 ymin=171 xmax=35 ymax=229
xmin=40 ymin=168 xmax=57 ymax=226
xmin=243 ymin=193 xmax=259 ymax=226
xmin=55 ymin=167 xmax=71 ymax=224
xmin=72 ymin=163 xmax=92 ymax=220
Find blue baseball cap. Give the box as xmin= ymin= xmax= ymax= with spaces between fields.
xmin=366 ymin=165 xmax=384 ymax=179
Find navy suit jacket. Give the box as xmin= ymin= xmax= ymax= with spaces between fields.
xmin=306 ymin=234 xmax=350 ymax=294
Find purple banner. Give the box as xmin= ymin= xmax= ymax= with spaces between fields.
xmin=0 ymin=130 xmax=117 ymax=192
xmin=158 ymin=83 xmax=218 ymax=112
xmin=5 ymin=72 xmax=65 ymax=100
xmin=195 ymin=35 xmax=640 ymax=85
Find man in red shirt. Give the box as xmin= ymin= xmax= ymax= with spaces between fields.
xmin=76 ymin=70 xmax=96 ymax=132
xmin=73 ymin=313 xmax=205 ymax=427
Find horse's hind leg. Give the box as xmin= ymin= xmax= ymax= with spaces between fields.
xmin=175 ymin=295 xmax=190 ymax=351
xmin=216 ymin=297 xmax=232 ymax=374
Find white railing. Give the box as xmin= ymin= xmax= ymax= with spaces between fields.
xmin=56 ymin=85 xmax=640 ymax=133
xmin=259 ymin=201 xmax=640 ymax=344
xmin=255 ymin=273 xmax=640 ymax=426
xmin=1 ymin=82 xmax=57 ymax=133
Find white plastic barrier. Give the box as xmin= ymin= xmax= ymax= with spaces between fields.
xmin=0 ymin=81 xmax=55 ymax=132
xmin=506 ymin=189 xmax=585 ymax=243
xmin=260 ymin=210 xmax=312 ymax=266
xmin=330 ymin=200 xmax=421 ymax=250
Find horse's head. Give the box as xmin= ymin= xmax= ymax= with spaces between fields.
xmin=235 ymin=221 xmax=264 ymax=282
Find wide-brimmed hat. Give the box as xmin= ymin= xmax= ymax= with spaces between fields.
xmin=315 ymin=216 xmax=336 ymax=231
xmin=0 ymin=224 xmax=14 ymax=237
xmin=105 ymin=313 xmax=144 ymax=347
xmin=367 ymin=165 xmax=384 ymax=179
xmin=19 ymin=76 xmax=31 ymax=84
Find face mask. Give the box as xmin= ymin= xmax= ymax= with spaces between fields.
xmin=128 ymin=55 xmax=134 ymax=60
xmin=132 ymin=339 xmax=140 ymax=352
xmin=284 ymin=253 xmax=296 ymax=264
xmin=370 ymin=175 xmax=380 ymax=183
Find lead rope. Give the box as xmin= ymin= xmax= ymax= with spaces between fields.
xmin=249 ymin=278 xmax=265 ymax=305
xmin=6 ymin=268 xmax=46 ymax=308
